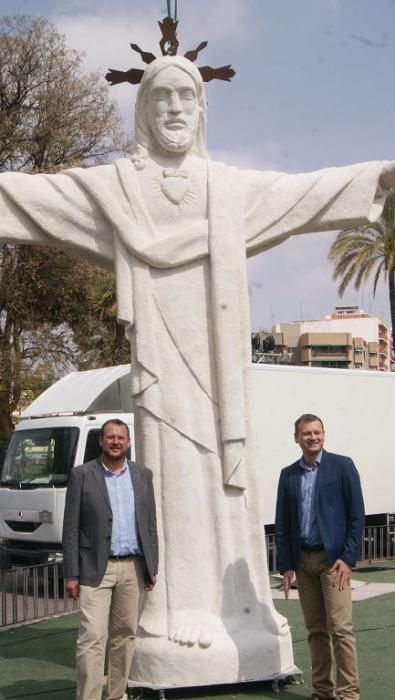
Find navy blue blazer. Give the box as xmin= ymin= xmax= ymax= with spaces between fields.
xmin=275 ymin=449 xmax=365 ymax=574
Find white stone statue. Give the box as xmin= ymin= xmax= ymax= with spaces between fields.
xmin=1 ymin=55 xmax=395 ymax=687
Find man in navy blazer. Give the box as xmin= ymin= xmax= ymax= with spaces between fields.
xmin=275 ymin=414 xmax=364 ymax=700
xmin=63 ymin=418 xmax=158 ymax=700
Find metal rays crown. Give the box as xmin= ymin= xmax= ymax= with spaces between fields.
xmin=105 ymin=15 xmax=236 ymax=87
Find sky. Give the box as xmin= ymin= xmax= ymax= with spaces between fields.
xmin=2 ymin=0 xmax=395 ymax=330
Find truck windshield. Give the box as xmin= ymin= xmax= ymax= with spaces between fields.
xmin=0 ymin=427 xmax=79 ymax=488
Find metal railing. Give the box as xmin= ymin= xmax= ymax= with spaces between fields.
xmin=265 ymin=525 xmax=395 ymax=575
xmin=0 ymin=561 xmax=78 ymax=629
xmin=1 ymin=525 xmax=394 ymax=628
xmin=362 ymin=525 xmax=395 ymax=562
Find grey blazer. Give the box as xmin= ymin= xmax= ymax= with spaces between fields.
xmin=62 ymin=458 xmax=158 ymax=586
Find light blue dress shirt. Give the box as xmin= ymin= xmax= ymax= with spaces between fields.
xmin=300 ymin=450 xmax=323 ymax=547
xmin=102 ymin=460 xmax=142 ymax=556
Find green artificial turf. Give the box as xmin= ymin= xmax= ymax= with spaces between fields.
xmin=353 ymin=561 xmax=395 ymax=584
xmin=1 ymin=569 xmax=395 ymax=700
xmin=0 ymin=614 xmax=78 ymax=699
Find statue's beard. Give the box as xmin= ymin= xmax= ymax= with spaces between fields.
xmin=154 ymin=125 xmax=197 ymax=154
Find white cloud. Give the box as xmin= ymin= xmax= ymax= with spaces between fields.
xmin=50 ymin=0 xmax=256 ymax=73
xmin=50 ymin=0 xmax=257 ymax=136
xmin=54 ymin=10 xmax=154 ymax=72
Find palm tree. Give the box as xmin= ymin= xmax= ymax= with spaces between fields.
xmin=328 ymin=189 xmax=395 ymax=350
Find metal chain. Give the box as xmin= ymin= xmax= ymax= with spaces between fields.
xmin=166 ymin=0 xmax=178 ymax=20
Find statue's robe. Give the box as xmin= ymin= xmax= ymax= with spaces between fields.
xmin=0 ymin=158 xmax=385 ymax=681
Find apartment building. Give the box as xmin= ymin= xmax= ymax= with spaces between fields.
xmin=270 ymin=306 xmax=392 ymax=371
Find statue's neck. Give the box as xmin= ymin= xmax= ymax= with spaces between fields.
xmin=147 ymin=150 xmax=199 ymax=170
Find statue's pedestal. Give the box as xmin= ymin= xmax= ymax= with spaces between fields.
xmin=129 ymin=620 xmax=296 ymax=689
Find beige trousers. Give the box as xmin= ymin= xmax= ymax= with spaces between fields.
xmin=76 ymin=557 xmax=144 ymax=700
xmin=296 ymin=550 xmax=360 ymax=700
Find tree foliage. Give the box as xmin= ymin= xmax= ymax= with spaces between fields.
xmin=0 ymin=244 xmax=88 ymax=436
xmin=0 ymin=14 xmax=125 ymax=171
xmin=328 ymin=189 xmax=395 ymax=349
xmin=0 ymin=15 xmax=129 ymax=439
xmin=75 ymin=272 xmax=131 ymax=370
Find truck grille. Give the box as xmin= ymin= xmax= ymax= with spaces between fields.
xmin=5 ymin=521 xmax=42 ymax=533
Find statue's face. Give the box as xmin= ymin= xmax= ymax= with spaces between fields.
xmin=146 ymin=65 xmax=201 ymax=154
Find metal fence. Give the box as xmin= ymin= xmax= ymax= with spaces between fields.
xmin=1 ymin=525 xmax=394 ymax=629
xmin=362 ymin=525 xmax=395 ymax=562
xmin=0 ymin=561 xmax=78 ymax=629
xmin=265 ymin=524 xmax=395 ymax=574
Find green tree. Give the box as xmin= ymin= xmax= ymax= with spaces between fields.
xmin=328 ymin=189 xmax=395 ymax=349
xmin=0 ymin=15 xmax=129 ymax=439
xmin=75 ymin=273 xmax=130 ymax=370
xmin=0 ymin=14 xmax=125 ymax=171
xmin=0 ymin=245 xmax=95 ymax=437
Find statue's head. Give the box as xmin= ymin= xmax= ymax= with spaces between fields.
xmin=134 ymin=56 xmax=208 ymax=158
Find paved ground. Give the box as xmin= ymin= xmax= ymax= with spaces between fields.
xmin=0 ymin=562 xmax=394 ymax=700
xmin=271 ymin=575 xmax=395 ymax=601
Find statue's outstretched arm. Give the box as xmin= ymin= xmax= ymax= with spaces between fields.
xmin=243 ymin=160 xmax=389 ymax=258
xmin=0 ymin=168 xmax=113 ymax=268
xmin=378 ymin=161 xmax=395 ymax=192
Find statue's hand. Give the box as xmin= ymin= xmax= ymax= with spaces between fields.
xmin=379 ymin=161 xmax=395 ymax=192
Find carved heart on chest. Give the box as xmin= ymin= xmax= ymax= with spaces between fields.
xmin=161 ymin=169 xmax=189 ymax=205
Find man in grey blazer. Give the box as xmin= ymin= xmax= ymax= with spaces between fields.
xmin=62 ymin=418 xmax=158 ymax=700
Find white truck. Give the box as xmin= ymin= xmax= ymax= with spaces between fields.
xmin=0 ymin=364 xmax=133 ymax=566
xmin=253 ymin=364 xmax=395 ymax=530
xmin=0 ymin=363 xmax=394 ymax=566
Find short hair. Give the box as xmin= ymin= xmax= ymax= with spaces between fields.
xmin=100 ymin=418 xmax=130 ymax=438
xmin=294 ymin=414 xmax=324 ymax=434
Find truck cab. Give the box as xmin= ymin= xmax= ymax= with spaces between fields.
xmin=0 ymin=365 xmax=133 ymax=566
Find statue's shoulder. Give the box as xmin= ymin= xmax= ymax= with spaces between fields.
xmin=114 ymin=157 xmax=135 ymax=168
xmin=208 ymin=158 xmax=242 ymax=179
xmin=112 ymin=157 xmax=140 ymax=177
xmin=65 ymin=159 xmax=128 ymax=191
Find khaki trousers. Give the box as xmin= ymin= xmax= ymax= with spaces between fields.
xmin=76 ymin=557 xmax=144 ymax=700
xmin=296 ymin=550 xmax=360 ymax=700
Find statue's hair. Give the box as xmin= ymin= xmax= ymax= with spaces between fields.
xmin=131 ymin=55 xmax=208 ymax=168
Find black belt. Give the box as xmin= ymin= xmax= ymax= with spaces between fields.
xmin=109 ymin=554 xmax=135 ymax=560
xmin=301 ymin=543 xmax=324 ymax=552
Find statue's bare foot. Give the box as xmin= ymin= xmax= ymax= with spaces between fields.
xmin=168 ymin=611 xmax=224 ymax=648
